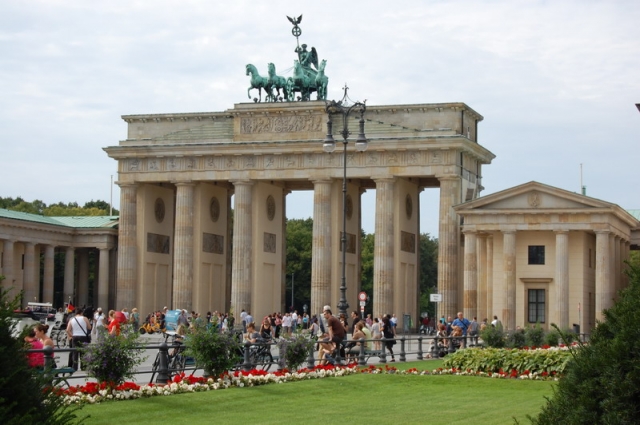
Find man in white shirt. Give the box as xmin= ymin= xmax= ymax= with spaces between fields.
xmin=291 ymin=311 xmax=298 ymax=333
xmin=240 ymin=309 xmax=248 ymax=332
xmin=282 ymin=313 xmax=292 ymax=335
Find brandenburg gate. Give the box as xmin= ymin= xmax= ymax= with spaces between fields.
xmin=104 ymin=100 xmax=495 ymax=322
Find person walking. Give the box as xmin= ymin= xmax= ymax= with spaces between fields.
xmin=66 ymin=308 xmax=91 ymax=370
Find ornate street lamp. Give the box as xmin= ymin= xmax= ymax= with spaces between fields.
xmin=323 ymin=85 xmax=367 ymax=316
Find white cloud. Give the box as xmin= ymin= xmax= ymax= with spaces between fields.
xmin=1 ymin=0 xmax=639 ymax=236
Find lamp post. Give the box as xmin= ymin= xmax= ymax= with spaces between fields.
xmin=323 ymin=85 xmax=367 ymax=317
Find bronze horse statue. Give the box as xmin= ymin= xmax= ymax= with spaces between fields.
xmin=246 ymin=64 xmax=271 ymax=102
xmin=315 ymin=59 xmax=328 ymax=101
xmin=288 ymin=60 xmax=317 ymax=101
xmin=267 ymin=63 xmax=288 ymax=102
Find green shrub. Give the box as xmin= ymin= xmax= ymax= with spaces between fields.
xmin=277 ymin=333 xmax=314 ymax=371
xmin=525 ymin=324 xmax=545 ymax=347
xmin=530 ymin=263 xmax=640 ymax=424
xmin=184 ymin=321 xmax=241 ymax=377
xmin=506 ymin=329 xmax=526 ymax=349
xmin=80 ymin=327 xmax=146 ymax=385
xmin=543 ymin=329 xmax=560 ymax=347
xmin=443 ymin=347 xmax=572 ymax=376
xmin=480 ymin=325 xmax=505 ymax=348
xmin=0 ymin=287 xmax=84 ymax=424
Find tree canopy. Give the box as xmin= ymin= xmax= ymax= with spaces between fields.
xmin=530 ymin=263 xmax=640 ymax=424
xmin=0 ymin=197 xmax=118 ymax=216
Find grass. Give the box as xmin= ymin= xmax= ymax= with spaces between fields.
xmin=79 ymin=361 xmax=555 ymax=425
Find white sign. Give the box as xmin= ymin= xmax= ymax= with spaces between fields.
xmin=430 ymin=294 xmax=442 ymax=302
xmin=359 ymin=301 xmax=366 ymax=307
xmin=358 ymin=292 xmax=367 ymax=302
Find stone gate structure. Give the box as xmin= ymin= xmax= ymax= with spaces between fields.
xmin=104 ymin=100 xmax=494 ymax=321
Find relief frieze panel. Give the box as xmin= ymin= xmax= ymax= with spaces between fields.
xmin=240 ymin=115 xmax=323 ymax=134
xmin=123 ymin=149 xmax=437 ymax=174
xmin=147 ymin=233 xmax=170 ymax=254
xmin=400 ymin=231 xmax=416 ymax=253
xmin=202 ymin=232 xmax=224 ymax=254
xmin=264 ymin=232 xmax=277 ymax=253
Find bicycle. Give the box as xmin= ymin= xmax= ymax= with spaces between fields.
xmin=232 ymin=336 xmax=274 ymax=372
xmin=149 ymin=334 xmax=190 ymax=383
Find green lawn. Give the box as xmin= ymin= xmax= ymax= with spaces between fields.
xmin=79 ymin=361 xmax=554 ymax=425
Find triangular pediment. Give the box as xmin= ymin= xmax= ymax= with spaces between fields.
xmin=455 ymin=181 xmax=614 ymax=212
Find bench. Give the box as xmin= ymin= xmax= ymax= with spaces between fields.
xmin=363 ymin=349 xmax=384 ymax=362
xmin=41 ymin=367 xmax=75 ymax=388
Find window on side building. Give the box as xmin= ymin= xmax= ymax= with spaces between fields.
xmin=528 ymin=289 xmax=546 ymax=323
xmin=528 ymin=245 xmax=545 ymax=265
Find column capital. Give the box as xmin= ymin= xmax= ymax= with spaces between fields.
xmin=230 ymin=179 xmax=255 ymax=187
xmin=595 ymin=229 xmax=610 ymax=235
xmin=115 ymin=181 xmax=138 ymax=188
xmin=310 ymin=178 xmax=333 ymax=184
xmin=173 ymin=180 xmax=196 ymax=187
xmin=554 ymin=230 xmax=569 ymax=235
xmin=373 ymin=177 xmax=396 ymax=184
xmin=462 ymin=229 xmax=477 ymax=235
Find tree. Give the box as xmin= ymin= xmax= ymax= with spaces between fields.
xmin=0 ymin=286 xmax=84 ymax=424
xmin=360 ymin=230 xmax=375 ymax=316
xmin=418 ymin=233 xmax=438 ymax=317
xmin=285 ymin=218 xmax=313 ymax=312
xmin=530 ymin=263 xmax=640 ymax=424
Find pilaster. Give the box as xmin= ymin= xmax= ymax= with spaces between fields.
xmin=555 ymin=231 xmax=569 ymax=329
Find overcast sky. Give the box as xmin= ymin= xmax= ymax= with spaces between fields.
xmin=1 ymin=0 xmax=639 ymax=237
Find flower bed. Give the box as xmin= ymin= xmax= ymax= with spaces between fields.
xmin=55 ymin=344 xmax=578 ymax=406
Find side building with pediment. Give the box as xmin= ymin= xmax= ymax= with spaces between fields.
xmin=454 ymin=181 xmax=640 ymax=333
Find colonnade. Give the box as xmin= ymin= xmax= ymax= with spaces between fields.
xmin=114 ymin=173 xmax=453 ymax=322
xmin=460 ymin=228 xmax=631 ymax=331
xmin=0 ymin=238 xmax=114 ymax=309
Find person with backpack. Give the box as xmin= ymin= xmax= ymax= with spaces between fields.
xmin=381 ymin=315 xmax=396 ymax=362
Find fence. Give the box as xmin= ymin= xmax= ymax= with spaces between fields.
xmin=28 ymin=330 xmax=588 ymax=387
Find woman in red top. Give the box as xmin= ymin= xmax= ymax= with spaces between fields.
xmin=107 ymin=309 xmax=121 ymax=336
xmin=25 ymin=328 xmax=45 ymax=368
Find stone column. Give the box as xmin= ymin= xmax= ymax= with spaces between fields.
xmin=476 ymin=234 xmax=487 ymax=321
xmin=43 ymin=245 xmax=55 ymax=304
xmin=595 ymin=230 xmax=611 ymax=322
xmin=116 ymin=183 xmax=138 ymax=309
xmin=486 ymin=235 xmax=494 ymax=319
xmin=230 ymin=180 xmax=253 ymax=315
xmin=463 ymin=231 xmax=478 ymax=319
xmin=173 ymin=182 xmax=195 ymax=311
xmin=23 ymin=242 xmax=37 ymax=305
xmin=502 ymin=231 xmax=516 ymax=330
xmin=437 ymin=176 xmax=461 ymax=319
xmin=2 ymin=239 xmax=15 ymax=296
xmin=98 ymin=248 xmax=110 ymax=309
xmin=311 ymin=179 xmax=332 ymax=316
xmin=555 ymin=231 xmax=569 ymax=329
xmin=63 ymin=247 xmax=75 ymax=304
xmin=373 ymin=178 xmax=395 ymax=317
xmin=613 ymin=235 xmax=621 ymax=300
xmin=77 ymin=249 xmax=89 ymax=307
xmin=622 ymin=240 xmax=630 ymax=289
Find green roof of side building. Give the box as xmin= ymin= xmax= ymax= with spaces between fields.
xmin=0 ymin=208 xmax=119 ymax=228
xmin=628 ymin=210 xmax=640 ymax=221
